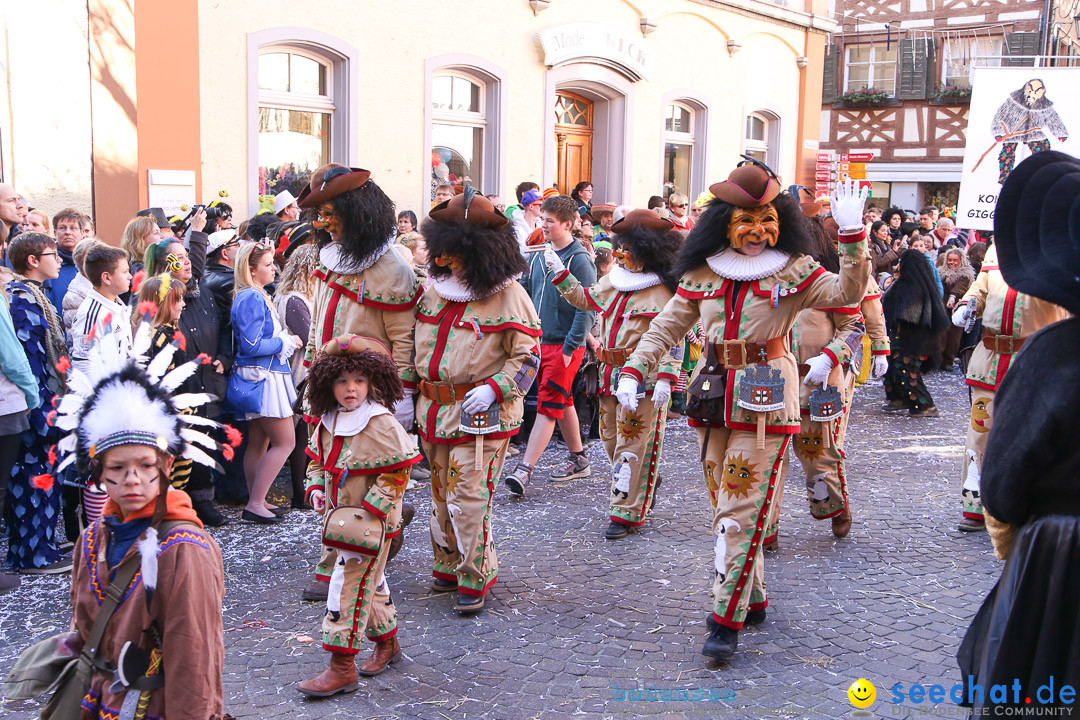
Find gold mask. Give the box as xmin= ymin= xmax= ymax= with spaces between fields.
xmin=313 ymin=203 xmax=342 ymax=236
xmin=434 ymin=254 xmax=463 ymax=272
xmin=727 ymin=205 xmax=780 ymax=249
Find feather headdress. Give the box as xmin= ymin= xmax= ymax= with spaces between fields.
xmin=53 ymin=318 xmax=228 ymax=474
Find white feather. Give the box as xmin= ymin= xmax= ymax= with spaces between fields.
xmin=180 ymin=428 xmax=217 ymax=450
xmin=132 ymin=320 xmax=153 ymax=359
xmin=64 ymin=369 xmax=94 ymax=398
xmin=78 ymin=379 xmax=180 ymax=453
xmin=57 ymin=433 xmax=78 ymax=454
xmin=179 ymin=414 xmax=221 ymax=429
xmin=55 ymin=454 xmax=76 ymax=473
xmin=137 ymin=526 xmax=160 ymax=591
xmin=56 ymin=393 xmax=85 ymax=415
xmin=159 ymin=362 xmax=200 ymax=393
xmin=182 ymin=443 xmax=222 ymax=472
xmin=55 ymin=414 xmax=80 ymax=431
xmin=171 ymin=393 xmax=214 ymax=410
xmin=146 ymin=344 xmax=177 ymax=383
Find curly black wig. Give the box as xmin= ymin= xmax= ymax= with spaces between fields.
xmin=420 ymin=218 xmax=528 ymax=297
xmin=613 ymin=225 xmax=683 ymax=293
xmin=322 ymin=181 xmax=397 ymax=265
xmin=804 ymin=216 xmax=840 ymax=274
xmin=306 ymin=350 xmax=404 ymax=417
xmin=673 ymin=192 xmax=813 ymax=278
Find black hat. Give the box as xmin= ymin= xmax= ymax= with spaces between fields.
xmin=994 ymin=150 xmax=1080 ymax=314
xmin=137 ymin=207 xmax=169 ymax=230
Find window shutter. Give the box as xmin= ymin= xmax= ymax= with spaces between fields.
xmin=1003 ymin=32 xmax=1040 ymax=66
xmin=822 ymin=43 xmax=840 ymax=103
xmin=897 ymin=39 xmax=931 ymax=100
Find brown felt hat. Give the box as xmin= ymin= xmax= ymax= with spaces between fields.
xmin=297 ymin=164 xmax=372 ymax=208
xmin=709 ymin=163 xmax=782 ymax=208
xmin=610 ymin=208 xmax=675 ymax=234
xmin=320 ymin=334 xmax=392 ymax=360
xmin=428 ymin=186 xmax=508 ymax=229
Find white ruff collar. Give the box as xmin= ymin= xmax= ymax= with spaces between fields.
xmin=432 ymin=274 xmax=518 ymax=302
xmin=609 ymin=265 xmax=662 ymax=292
xmin=706 ymin=247 xmax=789 ymax=281
xmin=322 ymin=400 xmax=390 ymax=437
xmin=320 ymin=239 xmax=393 ymax=275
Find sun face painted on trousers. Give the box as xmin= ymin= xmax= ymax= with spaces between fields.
xmin=722 ymin=453 xmax=759 ymax=500
xmin=727 ymin=205 xmax=780 ymax=249
xmin=970 ymin=398 xmax=991 ymax=432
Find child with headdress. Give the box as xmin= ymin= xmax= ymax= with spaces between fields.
xmin=297 ymin=335 xmax=420 ymax=698
xmin=40 ymin=315 xmax=232 ymax=717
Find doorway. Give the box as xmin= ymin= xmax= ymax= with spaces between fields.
xmin=555 ymin=92 xmax=593 ymax=195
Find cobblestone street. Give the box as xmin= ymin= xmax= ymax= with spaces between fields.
xmin=1 ymin=369 xmax=1000 ymax=719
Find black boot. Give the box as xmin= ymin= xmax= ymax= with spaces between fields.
xmin=707 ymin=608 xmax=765 ymax=631
xmin=604 ymin=520 xmax=629 ymax=539
xmin=190 ymin=489 xmax=228 ymax=527
xmin=703 ymin=624 xmax=739 ymax=660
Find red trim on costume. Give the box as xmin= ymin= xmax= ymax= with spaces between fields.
xmin=427 ymin=304 xmax=466 ymax=379
xmin=315 ymin=572 xmax=331 ymax=582
xmin=304 ymin=485 xmax=324 ymax=505
xmin=871 ymin=349 xmax=890 ymax=356
xmin=322 ymin=290 xmax=342 ymax=345
xmin=676 ymin=278 xmax=730 ymax=300
xmin=456 ymin=574 xmax=498 ymax=597
xmin=326 ymin=277 xmax=422 ymax=311
xmin=726 ymin=420 xmax=800 ymax=434
xmin=432 ymin=570 xmax=458 ymax=582
xmin=963 ymin=510 xmax=985 ymax=520
xmin=657 ymin=371 xmax=679 ymax=382
xmin=367 ymin=626 xmax=398 ymax=643
xmin=980 ymin=265 xmax=999 ymax=272
xmin=361 ymin=499 xmax=386 ymax=519
xmin=583 ymin=288 xmax=605 ymax=314
xmin=820 ymin=306 xmax=859 ymax=314
xmin=305 ymin=446 xmax=319 ymax=460
xmin=965 ymin=378 xmax=997 ymax=391
xmin=402 ymin=379 xmax=417 ymax=390
xmin=838 ymin=227 xmax=867 ymax=242
xmin=345 ymin=555 xmax=381 ymax=653
xmin=385 ymin=527 xmax=402 ymax=539
xmin=619 ymin=366 xmax=644 ymax=383
xmin=346 ymin=455 xmax=421 ymax=476
xmin=485 ymin=378 xmax=504 ymax=404
xmin=722 ymin=435 xmax=791 ymax=627
xmin=323 ymin=643 xmax=360 ymax=656
xmin=750 ymin=266 xmax=826 ymax=298
xmin=748 ymin=600 xmax=768 ymax=612
xmin=822 ymin=348 xmax=840 ymax=367
xmin=475 ymin=321 xmax=542 ymax=336
xmin=603 ymin=290 xmax=631 ymax=322
xmin=552 ymin=269 xmax=571 ymax=284
xmin=323 ymin=538 xmax=379 ymax=556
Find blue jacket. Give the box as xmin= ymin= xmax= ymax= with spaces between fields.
xmin=45 ymin=247 xmax=78 ymax=311
xmin=520 ymin=239 xmax=596 ymax=354
xmin=230 ymin=288 xmax=290 ymax=372
xmin=0 ymin=294 xmax=37 ymax=410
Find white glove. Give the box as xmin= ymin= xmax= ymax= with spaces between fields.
xmin=544 ymin=247 xmax=565 ymax=274
xmin=951 ymin=303 xmax=971 ymax=328
xmin=275 ymin=331 xmax=300 ymax=364
xmin=616 ymin=375 xmax=639 ymax=412
xmin=802 ymin=353 xmax=834 ymax=386
xmin=652 ymin=378 xmax=672 ymax=408
xmin=393 ymin=394 xmax=415 ymax=429
xmin=829 ymin=179 xmax=870 ymax=232
xmin=872 ymin=355 xmax=889 ymax=379
xmin=462 ymin=384 xmax=497 ymax=414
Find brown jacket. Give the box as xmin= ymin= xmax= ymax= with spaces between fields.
xmin=413 ymin=281 xmax=541 ymax=444
xmin=553 ymin=270 xmax=678 ymax=394
xmin=70 ymin=496 xmax=225 ymax=719
xmin=962 ymin=245 xmax=1069 ymax=391
xmin=622 ymin=232 xmax=870 ymax=433
xmin=860 ymin=276 xmax=890 ymax=356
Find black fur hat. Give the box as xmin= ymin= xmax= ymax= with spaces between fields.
xmin=420 ymin=217 xmax=527 ymax=298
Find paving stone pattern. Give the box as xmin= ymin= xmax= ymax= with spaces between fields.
xmin=1 ymin=370 xmax=1001 ymax=719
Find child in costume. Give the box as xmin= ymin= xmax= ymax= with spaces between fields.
xmin=46 ymin=314 xmax=231 ymax=718
xmin=298 ymin=335 xmax=420 ymax=698
xmin=544 ymin=209 xmax=682 ymax=539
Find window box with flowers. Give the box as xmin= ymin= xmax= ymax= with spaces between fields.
xmin=836 ymin=88 xmax=892 ymax=108
xmin=932 ymin=85 xmax=972 ymax=105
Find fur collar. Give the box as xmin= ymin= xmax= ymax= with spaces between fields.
xmin=609 ymin=265 xmax=662 ymax=292
xmin=706 ymin=248 xmax=789 ymax=281
xmin=432 ymin=273 xmax=518 ymax=302
xmin=320 ymin=239 xmax=393 ymax=275
xmin=322 ymin=401 xmax=390 ymax=437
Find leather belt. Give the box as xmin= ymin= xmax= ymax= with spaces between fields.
xmin=709 ymin=337 xmax=787 ymax=369
xmin=596 ymin=346 xmax=631 ymax=366
xmin=418 ymin=379 xmax=483 ymax=404
xmin=981 ymin=331 xmax=1026 ymax=355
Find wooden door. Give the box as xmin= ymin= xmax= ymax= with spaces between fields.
xmin=555 ymin=92 xmax=593 ymax=195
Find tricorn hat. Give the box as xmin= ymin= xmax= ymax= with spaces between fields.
xmin=428 ymin=185 xmax=508 ymax=229
xmin=611 ymin=208 xmax=675 ymax=234
xmin=297 ymin=164 xmax=372 ymax=208
xmin=709 ymin=157 xmax=782 ymax=208
xmin=994 ymin=150 xmax=1080 ymax=314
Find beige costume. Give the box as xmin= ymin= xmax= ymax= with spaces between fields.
xmin=553 ymin=267 xmax=678 ymax=526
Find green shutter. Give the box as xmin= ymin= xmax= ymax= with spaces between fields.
xmin=822 ymin=43 xmax=840 ymax=103
xmin=1003 ymin=32 xmax=1040 ymax=67
xmin=897 ymin=39 xmax=933 ymax=100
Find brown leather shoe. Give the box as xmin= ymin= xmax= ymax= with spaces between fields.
xmin=301 ymin=579 xmax=330 ymax=602
xmin=386 ymin=503 xmax=415 ymax=562
xmin=357 ymin=636 xmax=402 ymax=677
xmin=832 ymin=505 xmax=852 ymax=538
xmin=297 ymin=652 xmax=359 ymax=697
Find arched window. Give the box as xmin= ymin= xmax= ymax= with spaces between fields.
xmin=663 ymin=102 xmax=695 ymax=199
xmin=248 ymin=29 xmax=358 ymax=211
xmin=257 ymin=48 xmax=335 ymax=199
xmin=424 ymin=56 xmax=506 ymax=210
xmin=743 ymin=111 xmax=780 ymax=169
xmin=430 ymin=71 xmax=486 ymax=198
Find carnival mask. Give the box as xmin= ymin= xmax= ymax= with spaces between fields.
xmin=612 ymin=245 xmax=643 ymax=272
xmin=434 ymin=254 xmax=463 ymax=272
xmin=727 ymin=205 xmax=780 ymax=249
xmin=314 ymin=203 xmax=342 ymax=237
xmin=1023 ymin=80 xmax=1045 ymax=106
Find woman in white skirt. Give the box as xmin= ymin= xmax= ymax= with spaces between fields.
xmin=230 ymin=242 xmax=301 ymax=524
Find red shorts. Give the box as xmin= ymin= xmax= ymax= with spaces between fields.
xmin=538 ymin=343 xmax=585 ymax=419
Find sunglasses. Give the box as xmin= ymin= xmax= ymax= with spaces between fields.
xmin=670 ymin=204 xmax=687 ymax=208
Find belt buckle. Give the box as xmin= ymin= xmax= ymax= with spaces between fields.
xmin=433 ymin=381 xmax=455 ymax=403
xmin=722 ymin=339 xmax=746 ymax=368
xmin=998 ymin=336 xmax=1013 ymax=354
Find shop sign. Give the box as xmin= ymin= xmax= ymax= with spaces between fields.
xmin=540 ymin=22 xmax=652 ymax=82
